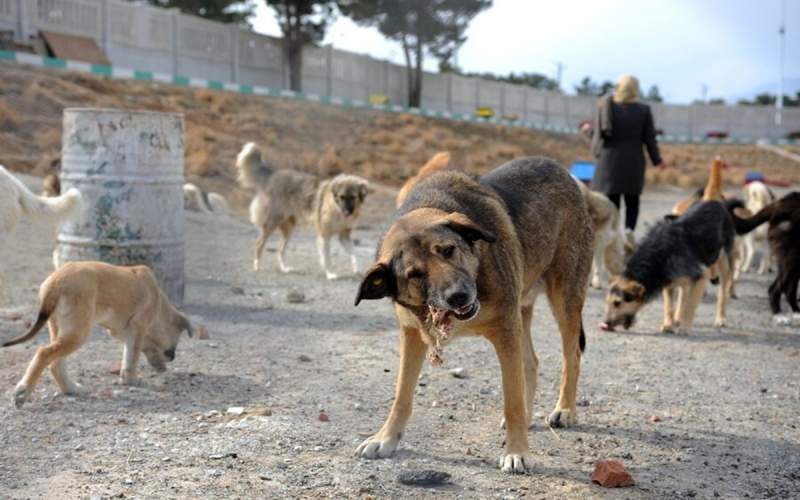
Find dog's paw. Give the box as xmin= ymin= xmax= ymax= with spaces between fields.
xmin=773 ymin=314 xmax=792 ymax=326
xmin=253 ymin=259 xmax=261 ymax=271
xmin=62 ymin=382 xmax=87 ymax=396
xmin=546 ymin=408 xmax=576 ymax=428
xmin=325 ymin=271 xmax=339 ymax=281
xmin=279 ymin=266 xmax=296 ymax=274
xmin=117 ymin=374 xmax=142 ymax=386
xmin=589 ymin=277 xmax=602 ymax=289
xmin=660 ymin=323 xmax=675 ymax=334
xmin=713 ymin=317 xmax=726 ymax=328
xmin=13 ymin=384 xmax=30 ymax=408
xmin=499 ymin=452 xmax=532 ymax=474
xmin=355 ymin=433 xmax=400 ymax=459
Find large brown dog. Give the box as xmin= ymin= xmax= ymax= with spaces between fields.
xmin=2 ymin=262 xmax=193 ymax=408
xmin=354 ymin=157 xmax=593 ymax=473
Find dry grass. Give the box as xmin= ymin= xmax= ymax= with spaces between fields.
xmin=1 ymin=61 xmax=798 ymax=212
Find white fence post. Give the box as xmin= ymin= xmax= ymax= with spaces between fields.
xmin=446 ymin=72 xmax=452 ymax=112
xmin=16 ymin=0 xmax=29 ymax=42
xmin=100 ymin=0 xmax=110 ymax=56
xmin=231 ymin=25 xmax=239 ymax=82
xmin=170 ymin=9 xmax=179 ymax=75
xmin=325 ymin=44 xmax=333 ymax=96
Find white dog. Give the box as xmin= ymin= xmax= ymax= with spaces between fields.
xmin=739 ymin=181 xmax=775 ymax=274
xmin=0 ymin=165 xmax=82 ymax=303
xmin=572 ymin=177 xmax=624 ymax=289
xmin=183 ymin=183 xmax=230 ymax=214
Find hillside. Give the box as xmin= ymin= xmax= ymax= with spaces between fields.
xmin=1 ymin=61 xmax=798 ymax=211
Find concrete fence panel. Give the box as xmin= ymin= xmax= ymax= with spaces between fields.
xmin=421 ymin=70 xmax=448 ymax=111
xmin=30 ymin=0 xmax=101 ymax=39
xmin=238 ymin=30 xmax=282 ymax=89
xmin=3 ymin=0 xmax=796 ymax=140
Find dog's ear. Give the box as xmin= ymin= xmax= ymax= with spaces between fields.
xmin=663 ymin=214 xmax=679 ymax=222
xmin=622 ymin=282 xmax=646 ymax=301
xmin=442 ymin=212 xmax=497 ymax=244
xmin=176 ymin=314 xmax=194 ymax=337
xmin=359 ymin=183 xmax=369 ymax=200
xmin=355 ymin=262 xmax=395 ymax=305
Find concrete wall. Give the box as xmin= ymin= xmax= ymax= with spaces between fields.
xmin=8 ymin=0 xmax=800 ymax=140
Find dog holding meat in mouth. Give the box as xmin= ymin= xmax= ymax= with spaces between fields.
xmin=354 ymin=157 xmax=593 ymax=473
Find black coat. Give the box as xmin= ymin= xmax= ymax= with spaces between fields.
xmin=592 ymin=100 xmax=662 ymax=195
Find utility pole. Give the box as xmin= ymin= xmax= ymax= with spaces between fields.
xmin=776 ymin=0 xmax=786 ymax=126
xmin=700 ymin=83 xmax=708 ymax=103
xmin=553 ymin=61 xmax=564 ymax=91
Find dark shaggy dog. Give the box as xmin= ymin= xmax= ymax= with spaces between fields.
xmin=603 ymin=201 xmax=736 ymax=334
xmin=735 ymin=192 xmax=800 ymax=314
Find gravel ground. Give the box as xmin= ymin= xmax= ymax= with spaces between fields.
xmin=1 ymin=177 xmax=799 ymax=499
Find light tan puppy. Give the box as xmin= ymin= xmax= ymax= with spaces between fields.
xmin=2 ymin=261 xmax=193 ymax=408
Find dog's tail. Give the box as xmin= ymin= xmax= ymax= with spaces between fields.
xmin=183 ymin=183 xmax=213 ymax=213
xmin=729 ymin=203 xmax=774 ymax=235
xmin=1 ymin=291 xmax=59 ymax=347
xmin=235 ymin=143 xmax=272 ymax=191
xmin=1 ymin=165 xmax=82 ymax=222
xmin=579 ymin=322 xmax=586 ymax=353
xmin=396 ymin=152 xmax=451 ymax=207
xmin=702 ymin=156 xmax=725 ymax=202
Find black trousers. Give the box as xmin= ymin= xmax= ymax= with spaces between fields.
xmin=606 ymin=193 xmax=640 ymax=231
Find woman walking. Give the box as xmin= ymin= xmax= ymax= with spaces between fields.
xmin=591 ymin=74 xmax=665 ymax=244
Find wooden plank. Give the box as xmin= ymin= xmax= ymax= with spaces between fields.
xmin=40 ymin=31 xmax=109 ymax=66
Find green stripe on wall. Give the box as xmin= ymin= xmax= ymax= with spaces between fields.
xmin=0 ymin=50 xmax=15 ymax=60
xmin=208 ymin=80 xmax=224 ymax=90
xmin=134 ymin=70 xmax=153 ymax=81
xmin=173 ymin=75 xmax=190 ymax=86
xmin=239 ymin=84 xmax=254 ymax=94
xmin=44 ymin=57 xmax=67 ymax=68
xmin=91 ymin=64 xmax=112 ymax=76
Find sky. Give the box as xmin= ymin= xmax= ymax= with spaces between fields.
xmin=251 ymin=0 xmax=799 ymax=105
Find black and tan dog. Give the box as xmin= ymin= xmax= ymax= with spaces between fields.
xmin=602 ymin=200 xmax=736 ymax=334
xmin=354 ymin=157 xmax=593 ymax=473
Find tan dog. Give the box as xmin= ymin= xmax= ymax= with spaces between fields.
xmin=671 ymin=156 xmax=726 ymax=215
xmin=2 ymin=262 xmax=193 ymax=408
xmin=236 ymin=143 xmax=369 ymax=280
xmin=354 ymin=157 xmax=593 ymax=473
xmin=396 ymin=152 xmax=451 ymax=208
xmin=574 ymin=179 xmax=624 ymax=289
xmin=183 ymin=183 xmax=230 ymax=214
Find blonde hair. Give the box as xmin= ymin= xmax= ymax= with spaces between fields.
xmin=613 ymin=74 xmax=640 ymax=103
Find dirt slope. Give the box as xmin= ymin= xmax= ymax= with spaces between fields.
xmin=2 ymin=61 xmax=800 ymax=212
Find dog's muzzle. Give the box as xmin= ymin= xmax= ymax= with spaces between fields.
xmin=164 ymin=348 xmax=176 ymax=362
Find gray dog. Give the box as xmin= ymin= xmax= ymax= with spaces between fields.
xmin=236 ymin=143 xmax=369 ymax=279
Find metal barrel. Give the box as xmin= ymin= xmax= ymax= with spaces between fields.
xmin=58 ymin=108 xmax=186 ymax=305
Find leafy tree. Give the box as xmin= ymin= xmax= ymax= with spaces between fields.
xmin=645 ymin=85 xmax=663 ymax=102
xmin=442 ymin=67 xmax=560 ymax=92
xmin=574 ymin=76 xmax=613 ymax=97
xmin=339 ymin=0 xmax=492 ymax=107
xmin=708 ymin=97 xmax=726 ymax=105
xmin=738 ymin=92 xmax=799 ymax=107
xmin=144 ymin=0 xmax=255 ymax=24
xmin=266 ymin=1 xmax=336 ymax=91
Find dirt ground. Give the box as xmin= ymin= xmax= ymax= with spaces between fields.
xmin=1 ymin=173 xmax=799 ymax=500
